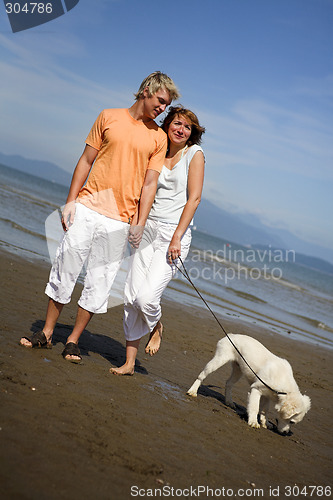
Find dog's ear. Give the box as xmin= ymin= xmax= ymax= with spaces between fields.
xmin=276 ymin=393 xmax=311 ymax=420
xmin=302 ymin=394 xmax=311 ymax=413
xmin=275 ymin=394 xmax=300 ymax=420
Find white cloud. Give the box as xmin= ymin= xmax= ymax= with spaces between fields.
xmin=197 ymin=93 xmax=333 ymax=182
xmin=0 ymin=34 xmax=131 ymax=167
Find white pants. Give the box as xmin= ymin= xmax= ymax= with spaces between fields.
xmin=45 ymin=203 xmax=129 ymax=314
xmin=124 ymin=219 xmax=191 ymax=341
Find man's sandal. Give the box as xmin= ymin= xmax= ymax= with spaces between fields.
xmin=20 ymin=331 xmax=52 ymax=348
xmin=62 ymin=342 xmax=82 ymax=363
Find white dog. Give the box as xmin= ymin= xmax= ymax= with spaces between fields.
xmin=187 ymin=334 xmax=311 ymax=434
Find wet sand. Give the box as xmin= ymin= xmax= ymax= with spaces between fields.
xmin=0 ymin=250 xmax=332 ymax=499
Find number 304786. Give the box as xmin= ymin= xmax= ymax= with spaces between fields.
xmin=5 ymin=3 xmax=53 ymax=14
xmin=284 ymin=485 xmax=331 ymax=497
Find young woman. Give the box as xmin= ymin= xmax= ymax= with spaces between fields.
xmin=111 ymin=105 xmax=205 ymax=375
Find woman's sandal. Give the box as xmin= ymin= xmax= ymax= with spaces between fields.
xmin=62 ymin=342 xmax=82 ymax=364
xmin=20 ymin=331 xmax=52 ymax=348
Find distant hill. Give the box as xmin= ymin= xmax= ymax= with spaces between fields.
xmin=1 ymin=151 xmax=332 ymax=268
xmin=195 ymin=199 xmax=333 ymax=268
xmin=0 ymin=152 xmax=72 ymax=186
xmin=254 ymin=244 xmax=333 ymax=275
xmin=236 ymin=211 xmax=333 ymax=264
xmin=194 ymin=199 xmax=285 ymax=247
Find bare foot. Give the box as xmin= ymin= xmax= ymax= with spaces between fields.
xmin=145 ymin=321 xmax=163 ymax=356
xmin=109 ymin=364 xmax=134 ymax=376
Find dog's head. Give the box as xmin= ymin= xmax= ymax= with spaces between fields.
xmin=275 ymin=393 xmax=311 ymax=434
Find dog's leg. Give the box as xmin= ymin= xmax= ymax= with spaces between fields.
xmin=187 ymin=342 xmax=230 ymax=397
xmin=259 ymin=396 xmax=271 ymax=429
xmin=247 ymin=387 xmax=262 ymax=428
xmin=225 ymin=362 xmax=242 ymax=409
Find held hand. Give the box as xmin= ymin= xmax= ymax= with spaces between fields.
xmin=167 ymin=235 xmax=181 ymax=264
xmin=61 ymin=201 xmax=76 ymax=231
xmin=128 ymin=225 xmax=144 ymax=249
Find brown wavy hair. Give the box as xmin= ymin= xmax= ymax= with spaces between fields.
xmin=161 ymin=105 xmax=205 ymax=146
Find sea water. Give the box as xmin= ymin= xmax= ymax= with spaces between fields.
xmin=1 ymin=162 xmax=332 ymax=349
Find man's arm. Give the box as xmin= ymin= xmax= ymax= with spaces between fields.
xmin=128 ymin=169 xmax=159 ymax=248
xmin=61 ymin=144 xmax=98 ymax=230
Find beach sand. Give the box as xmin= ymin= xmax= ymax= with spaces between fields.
xmin=0 ymin=250 xmax=332 ymax=499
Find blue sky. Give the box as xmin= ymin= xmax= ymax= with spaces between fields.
xmin=0 ymin=0 xmax=332 ymax=252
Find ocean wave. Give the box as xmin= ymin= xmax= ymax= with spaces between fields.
xmin=225 ymin=287 xmax=267 ymax=304
xmin=0 ymin=217 xmax=46 ymax=240
xmin=170 ymin=276 xmax=267 ymax=313
xmin=0 ymin=240 xmax=48 ymax=260
xmin=167 ymin=279 xmax=332 ymax=346
xmin=294 ymin=313 xmax=333 ymax=334
xmin=0 ymin=183 xmax=60 ymax=210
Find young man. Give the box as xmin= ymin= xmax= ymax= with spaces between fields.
xmin=20 ymin=71 xmax=180 ymax=362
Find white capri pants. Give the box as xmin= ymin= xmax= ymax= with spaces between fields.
xmin=124 ymin=219 xmax=191 ymax=341
xmin=45 ymin=203 xmax=129 ymax=314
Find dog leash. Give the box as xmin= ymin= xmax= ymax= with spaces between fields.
xmin=175 ymin=257 xmax=287 ymax=396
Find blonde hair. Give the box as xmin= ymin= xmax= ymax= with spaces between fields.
xmin=134 ymin=71 xmax=180 ymax=102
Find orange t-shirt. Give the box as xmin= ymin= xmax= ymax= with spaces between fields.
xmin=77 ymin=108 xmax=167 ymax=222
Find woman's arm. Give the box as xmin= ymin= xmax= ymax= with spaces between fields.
xmin=168 ymin=150 xmax=205 ymax=262
xmin=61 ymin=144 xmax=98 ymax=230
xmin=128 ymin=169 xmax=160 ymax=248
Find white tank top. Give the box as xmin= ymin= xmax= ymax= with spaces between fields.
xmin=148 ymin=144 xmax=204 ymax=224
